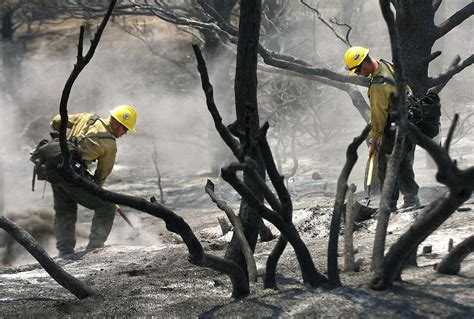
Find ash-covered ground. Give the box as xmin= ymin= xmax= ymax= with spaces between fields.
xmin=1 ymin=138 xmax=473 ymax=317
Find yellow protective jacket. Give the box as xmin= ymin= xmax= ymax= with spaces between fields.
xmin=50 ymin=113 xmax=116 ymax=186
xmin=368 ymin=60 xmax=397 ymax=139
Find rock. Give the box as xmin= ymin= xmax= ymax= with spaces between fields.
xmin=422 ymin=245 xmax=432 ymax=254
xmin=312 ymin=172 xmax=323 ymax=180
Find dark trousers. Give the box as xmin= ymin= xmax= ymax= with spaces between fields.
xmin=52 ymin=182 xmax=115 ymax=253
xmin=378 ymin=132 xmax=419 ymax=210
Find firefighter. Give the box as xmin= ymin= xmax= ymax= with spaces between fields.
xmin=49 ymin=104 xmax=137 ymax=260
xmin=344 ymin=46 xmax=420 ymax=211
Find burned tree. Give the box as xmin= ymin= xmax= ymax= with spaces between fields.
xmin=216 ymin=0 xmax=266 ymax=273
xmin=192 ymin=14 xmax=327 ymax=287
xmin=369 ymin=0 xmax=474 ymax=290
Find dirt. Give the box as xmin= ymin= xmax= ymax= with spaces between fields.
xmin=1 ymin=151 xmax=473 ymax=318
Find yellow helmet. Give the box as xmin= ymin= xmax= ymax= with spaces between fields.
xmin=344 ymin=46 xmax=369 ymax=75
xmin=110 ymin=104 xmax=137 ymax=133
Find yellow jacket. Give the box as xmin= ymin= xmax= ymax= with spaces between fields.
xmin=50 ymin=113 xmax=116 ymax=186
xmin=368 ymin=61 xmax=397 ymax=139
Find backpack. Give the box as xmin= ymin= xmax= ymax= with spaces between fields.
xmin=30 ymin=136 xmax=85 ymax=186
xmin=370 ymin=59 xmax=441 ymax=138
xmin=29 ymin=114 xmax=111 ymax=190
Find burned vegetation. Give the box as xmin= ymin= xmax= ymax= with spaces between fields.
xmin=1 ymin=0 xmax=473 ymax=317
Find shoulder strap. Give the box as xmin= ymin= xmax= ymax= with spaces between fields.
xmin=84 ymin=117 xmax=115 ymax=140
xmin=370 ymin=75 xmax=396 ymax=86
xmin=369 ymin=59 xmax=397 ymax=87
xmin=73 ymin=114 xmax=115 ymax=145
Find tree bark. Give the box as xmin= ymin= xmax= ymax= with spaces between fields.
xmin=371 ymin=130 xmax=405 ymax=271
xmin=224 ymin=0 xmax=265 ymax=275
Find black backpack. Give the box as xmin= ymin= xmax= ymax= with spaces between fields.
xmin=405 ymin=92 xmax=441 ymax=138
xmin=30 ymin=136 xmax=85 ymax=185
xmin=370 ymin=59 xmax=441 ymax=138
xmin=29 ymin=114 xmax=111 ymax=190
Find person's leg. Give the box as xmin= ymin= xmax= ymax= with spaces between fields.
xmin=52 ymin=184 xmax=78 ymax=255
xmin=399 ymin=141 xmax=420 ymax=207
xmin=58 ymin=182 xmax=115 ymax=250
xmin=378 ymin=134 xmax=399 ymax=211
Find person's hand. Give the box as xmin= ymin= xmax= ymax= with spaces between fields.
xmin=368 ymin=138 xmax=379 ymax=157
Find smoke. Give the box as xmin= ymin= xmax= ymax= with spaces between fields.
xmin=1 ymin=2 xmax=472 ymax=267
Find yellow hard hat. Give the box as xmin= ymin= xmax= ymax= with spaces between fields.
xmin=110 ymin=104 xmax=137 ymax=133
xmin=344 ymin=46 xmax=369 ymax=75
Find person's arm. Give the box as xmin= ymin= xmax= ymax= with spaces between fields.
xmin=369 ymin=85 xmax=390 ymax=139
xmin=93 ymin=142 xmax=117 ymax=187
xmin=368 ymin=84 xmax=394 ymax=156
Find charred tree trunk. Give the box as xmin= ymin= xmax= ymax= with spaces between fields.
xmin=328 ymin=124 xmax=370 ymax=286
xmin=396 ymin=0 xmax=436 ymax=96
xmin=395 ymin=0 xmax=474 ymax=96
xmin=437 ymin=235 xmax=474 ymax=275
xmin=224 ymin=0 xmax=266 ymax=275
xmin=193 ymin=46 xmax=327 ymax=289
xmin=371 ymin=129 xmax=405 ymax=271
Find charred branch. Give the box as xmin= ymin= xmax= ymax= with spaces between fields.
xmin=370 ymin=189 xmax=472 ymax=290
xmin=0 ymin=216 xmax=95 ymax=299
xmin=55 ymin=1 xmax=249 ymax=299
xmin=257 ymin=123 xmax=294 ymax=289
xmin=197 ymin=0 xmax=367 ymax=88
xmin=428 ymin=54 xmax=474 ymax=91
xmin=205 ymin=180 xmax=258 ymax=283
xmin=256 ymin=64 xmax=370 ymax=122
xmin=443 ymin=114 xmax=459 ymax=152
xmin=435 ymin=2 xmax=474 ymax=40
xmin=437 ymin=235 xmax=474 ymax=275
xmin=192 ymin=45 xmax=243 ymax=160
xmin=423 ymin=51 xmax=442 ymax=64
xmin=58 ymin=0 xmax=116 ymax=163
xmin=257 ymin=47 xmax=367 ymax=87
xmin=300 ymin=0 xmax=352 ymax=47
xmin=328 ymin=123 xmax=370 ymax=286
xmin=221 ymin=164 xmax=327 ymax=287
